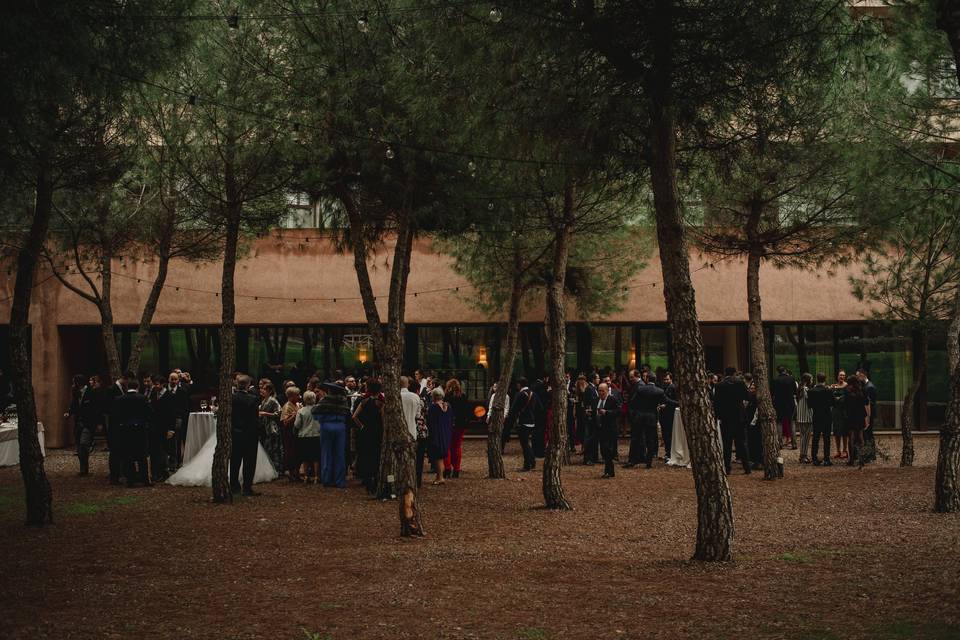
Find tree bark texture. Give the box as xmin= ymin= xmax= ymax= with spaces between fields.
xmin=10 ymin=170 xmax=55 ymax=525
xmin=747 ymin=248 xmax=781 ymax=480
xmin=212 ymin=204 xmax=240 ymax=504
xmin=487 ymin=278 xmax=523 ymax=480
xmin=647 ymin=0 xmax=734 ymax=561
xmin=900 ymin=328 xmax=926 ymax=467
xmin=542 ymin=184 xmax=574 ymax=511
xmin=935 ymin=290 xmax=960 ymax=512
xmin=126 ymin=250 xmax=170 ymax=374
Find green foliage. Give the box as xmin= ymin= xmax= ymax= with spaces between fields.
xmin=63 ymin=496 xmax=139 ymax=516
xmin=691 ymin=4 xmax=873 ymax=267
xmin=848 ymin=3 xmax=960 ymax=329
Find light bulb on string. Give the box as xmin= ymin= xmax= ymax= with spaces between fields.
xmin=487 ymin=202 xmax=495 ymax=211
xmin=385 ymin=145 xmax=395 ymax=160
xmin=358 ymin=11 xmax=369 ymax=33
xmin=468 ymin=160 xmax=476 ymax=172
xmin=489 ymin=6 xmax=503 ymax=23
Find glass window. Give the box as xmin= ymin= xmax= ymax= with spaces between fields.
xmin=638 ymin=327 xmax=669 ymax=373
xmin=772 ymin=324 xmax=834 ymax=377
xmin=838 ymin=323 xmax=912 ymax=430
xmin=167 ymin=327 xmax=220 ymax=393
xmin=418 ymin=326 xmax=493 ymax=400
xmin=589 ymin=325 xmax=633 ymax=373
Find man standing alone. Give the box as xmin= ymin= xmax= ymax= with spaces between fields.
xmin=596 ymin=383 xmax=621 ymax=478
xmin=230 ymin=375 xmax=261 ymax=496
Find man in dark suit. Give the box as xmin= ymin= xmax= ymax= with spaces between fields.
xmin=104 ymin=372 xmax=128 ymax=484
xmin=714 ymin=366 xmax=751 ymax=475
xmin=808 ymin=373 xmax=834 ymax=466
xmin=109 ymin=378 xmax=152 ymax=487
xmin=772 ymin=366 xmax=798 ymax=448
xmin=626 ymin=370 xmax=665 ymax=468
xmin=580 ymin=377 xmax=599 ymax=465
xmin=230 ymin=374 xmax=261 ymax=495
xmin=857 ymin=369 xmax=877 ymax=463
xmin=146 ymin=374 xmax=174 ymax=482
xmin=508 ymin=378 xmax=542 ymax=472
xmin=166 ymin=371 xmax=192 ymax=469
xmin=595 ymin=383 xmax=621 ymax=478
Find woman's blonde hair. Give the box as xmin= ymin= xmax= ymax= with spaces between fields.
xmin=302 ymin=390 xmax=317 ymax=405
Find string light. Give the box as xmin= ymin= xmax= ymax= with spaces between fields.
xmin=385 ymin=145 xmax=395 ymax=160
xmin=358 ymin=11 xmax=369 ymax=33
xmin=489 ymin=6 xmax=503 ymax=23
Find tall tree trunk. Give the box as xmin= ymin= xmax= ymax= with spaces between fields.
xmin=126 ymin=250 xmax=170 ymax=375
xmin=487 ymin=277 xmax=523 ymax=479
xmin=933 ymin=2 xmax=960 ymax=512
xmin=10 ymin=170 xmax=54 ymax=525
xmin=212 ymin=209 xmax=239 ymax=504
xmin=900 ymin=327 xmax=928 ymax=467
xmin=542 ymin=183 xmax=574 ymax=511
xmin=747 ymin=248 xmax=781 ymax=480
xmin=647 ymin=0 xmax=734 ymax=561
xmin=337 ymin=181 xmax=423 ymax=535
xmin=935 ymin=290 xmax=960 ymax=512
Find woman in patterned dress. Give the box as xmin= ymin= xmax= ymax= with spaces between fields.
xmin=258 ymin=380 xmax=283 ymax=473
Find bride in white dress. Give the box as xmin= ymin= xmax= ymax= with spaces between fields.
xmin=167 ymin=431 xmax=278 ymax=487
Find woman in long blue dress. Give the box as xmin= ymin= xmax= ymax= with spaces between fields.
xmin=427 ymin=387 xmax=454 ymax=485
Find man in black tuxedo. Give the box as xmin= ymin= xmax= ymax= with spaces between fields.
xmin=146 ymin=375 xmax=174 ymax=482
xmin=595 ymin=383 xmax=621 ymax=478
xmin=714 ymin=367 xmax=751 ymax=475
xmin=808 ymin=372 xmax=834 ymax=466
xmin=659 ymin=372 xmax=679 ymax=461
xmin=230 ymin=374 xmax=261 ymax=495
xmin=508 ymin=378 xmax=542 ymax=472
xmin=109 ymin=378 xmax=152 ymax=487
xmin=104 ymin=373 xmax=128 ymax=484
xmin=626 ymin=370 xmax=664 ymax=468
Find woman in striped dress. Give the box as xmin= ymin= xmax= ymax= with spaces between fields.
xmin=795 ymin=373 xmax=814 ymax=464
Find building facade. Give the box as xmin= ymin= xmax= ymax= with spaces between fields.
xmin=0 ymin=231 xmax=949 ymax=447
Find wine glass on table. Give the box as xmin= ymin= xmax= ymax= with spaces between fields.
xmin=200 ymin=399 xmax=208 ymax=412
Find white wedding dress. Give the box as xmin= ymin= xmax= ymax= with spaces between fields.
xmin=167 ymin=432 xmax=278 ymax=487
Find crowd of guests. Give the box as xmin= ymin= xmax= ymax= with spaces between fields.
xmin=62 ymin=359 xmax=880 ymax=491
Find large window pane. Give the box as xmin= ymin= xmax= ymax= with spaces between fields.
xmin=418 ymin=326 xmax=492 ymax=399
xmin=838 ymin=323 xmax=911 ymax=430
xmin=168 ymin=327 xmax=220 ymax=393
xmin=638 ymin=327 xmax=669 ymax=373
xmin=589 ymin=325 xmax=633 ymax=373
xmin=772 ymin=324 xmax=834 ymax=377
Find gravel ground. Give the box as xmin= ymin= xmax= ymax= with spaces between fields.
xmin=0 ymin=435 xmax=958 ymax=640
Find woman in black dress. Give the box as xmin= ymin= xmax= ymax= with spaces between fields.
xmin=843 ymin=376 xmax=870 ymax=467
xmin=352 ymin=378 xmax=384 ymax=494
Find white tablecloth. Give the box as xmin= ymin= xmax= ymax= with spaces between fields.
xmin=667 ymin=410 xmax=721 ymax=468
xmin=183 ymin=412 xmax=216 ymax=464
xmin=0 ymin=421 xmax=46 ymax=467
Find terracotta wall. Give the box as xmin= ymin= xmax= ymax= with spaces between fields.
xmin=0 ymin=231 xmax=871 ymax=446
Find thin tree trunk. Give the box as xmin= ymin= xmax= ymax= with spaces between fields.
xmin=542 ymin=183 xmax=574 ymax=511
xmin=648 ymin=0 xmax=734 ymax=561
xmin=747 ymin=248 xmax=781 ymax=480
xmin=97 ymin=255 xmax=123 ymax=381
xmin=10 ymin=169 xmax=54 ymax=525
xmin=487 ymin=277 xmax=523 ymax=479
xmin=900 ymin=328 xmax=927 ymax=467
xmin=212 ymin=209 xmax=239 ymax=504
xmin=935 ymin=290 xmax=960 ymax=512
xmin=338 ymin=181 xmax=423 ymax=535
xmin=127 ymin=250 xmax=170 ymax=375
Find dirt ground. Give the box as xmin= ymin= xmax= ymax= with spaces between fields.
xmin=1 ymin=435 xmax=959 ymax=640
